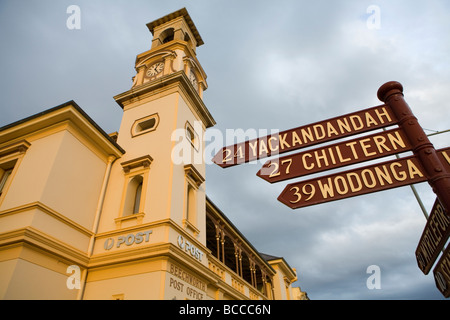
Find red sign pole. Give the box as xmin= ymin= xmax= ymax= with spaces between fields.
xmin=377 ymin=81 xmax=450 ymax=217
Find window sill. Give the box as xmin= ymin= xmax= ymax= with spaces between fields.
xmin=182 ymin=219 xmax=200 ymax=237
xmin=115 ymin=212 xmax=145 ymax=229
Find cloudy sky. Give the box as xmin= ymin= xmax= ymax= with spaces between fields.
xmin=1 ymin=1 xmax=449 ymax=300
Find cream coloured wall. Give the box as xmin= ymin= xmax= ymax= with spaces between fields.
xmin=98 ymin=84 xmax=207 ymax=238
xmin=0 ymin=105 xmax=123 ymax=300
xmin=83 ymin=258 xmax=166 ymax=300
xmin=98 ymin=92 xmax=180 ymax=233
xmin=270 ymin=265 xmax=285 ymax=300
xmin=266 ymin=260 xmax=301 ymax=300
xmin=0 ymin=130 xmax=65 ymax=211
xmin=174 ymin=91 xmax=207 ymax=243
xmin=0 ymin=127 xmax=111 ymax=253
xmin=1 ymin=127 xmax=108 ymax=229
xmin=39 ymin=129 xmax=107 ymax=229
xmin=0 ymin=245 xmax=79 ymax=300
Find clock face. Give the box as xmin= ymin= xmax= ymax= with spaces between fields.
xmin=146 ymin=62 xmax=164 ymax=77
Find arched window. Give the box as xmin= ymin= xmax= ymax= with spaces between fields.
xmin=160 ymin=28 xmax=174 ymax=44
xmin=123 ymin=175 xmax=144 ymax=216
xmin=117 ymin=155 xmax=152 ymax=228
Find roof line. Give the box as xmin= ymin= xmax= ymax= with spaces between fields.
xmin=0 ymin=100 xmax=125 ymax=154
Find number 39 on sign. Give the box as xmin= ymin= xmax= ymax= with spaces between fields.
xmin=278 ymin=155 xmax=427 ymax=209
xmin=288 ymin=184 xmax=316 ymax=203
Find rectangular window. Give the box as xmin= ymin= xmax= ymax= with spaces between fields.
xmin=0 ymin=140 xmax=30 ymax=199
xmin=186 ymin=184 xmax=196 ymax=223
xmin=0 ymin=168 xmax=13 ymax=197
xmin=183 ymin=165 xmax=204 ymax=236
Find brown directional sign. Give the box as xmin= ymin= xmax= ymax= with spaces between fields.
xmin=278 ymin=147 xmax=450 ymax=210
xmin=278 ymin=154 xmax=427 ymax=209
xmin=257 ymin=128 xmax=412 ymax=183
xmin=415 ymin=198 xmax=450 ymax=275
xmin=433 ymin=244 xmax=450 ymax=298
xmin=212 ymin=105 xmax=397 ymax=168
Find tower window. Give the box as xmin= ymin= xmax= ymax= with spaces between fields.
xmin=186 ymin=126 xmax=195 ymax=144
xmin=131 ymin=114 xmax=159 ymax=137
xmin=160 ymin=28 xmax=174 ymax=44
xmin=185 ymin=122 xmax=199 ymax=150
xmin=137 ymin=118 xmax=156 ymax=132
xmin=163 ymin=35 xmax=174 ymax=43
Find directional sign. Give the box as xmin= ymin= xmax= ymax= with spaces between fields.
xmin=257 ymin=128 xmax=412 ymax=183
xmin=278 ymin=154 xmax=427 ymax=209
xmin=278 ymin=147 xmax=450 ymax=210
xmin=212 ymin=105 xmax=397 ymax=168
xmin=416 ymin=198 xmax=450 ymax=275
xmin=433 ymin=245 xmax=450 ymax=298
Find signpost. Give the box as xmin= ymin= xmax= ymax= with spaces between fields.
xmin=377 ymin=82 xmax=450 ymax=218
xmin=212 ymin=81 xmax=450 ymax=297
xmin=415 ymin=198 xmax=450 ymax=275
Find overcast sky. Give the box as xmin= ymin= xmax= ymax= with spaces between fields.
xmin=1 ymin=1 xmax=449 ymax=300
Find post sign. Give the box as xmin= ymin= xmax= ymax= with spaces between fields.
xmin=433 ymin=245 xmax=450 ymax=298
xmin=257 ymin=128 xmax=411 ymax=183
xmin=277 ymin=154 xmax=427 ymax=209
xmin=212 ymin=105 xmax=397 ymax=167
xmin=415 ymin=198 xmax=450 ymax=275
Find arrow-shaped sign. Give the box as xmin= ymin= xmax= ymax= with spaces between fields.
xmin=212 ymin=105 xmax=397 ymax=168
xmin=257 ymin=128 xmax=411 ymax=183
xmin=278 ymin=147 xmax=450 ymax=210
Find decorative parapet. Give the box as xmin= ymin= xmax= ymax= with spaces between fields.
xmin=208 ymin=258 xmax=225 ymax=281
xmin=231 ymin=277 xmax=245 ymax=294
xmin=207 ymin=254 xmax=268 ymax=300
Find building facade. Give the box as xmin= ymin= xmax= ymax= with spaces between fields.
xmin=0 ymin=8 xmax=308 ymax=300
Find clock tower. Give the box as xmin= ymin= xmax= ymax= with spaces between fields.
xmin=94 ymin=7 xmax=215 ymax=273
xmin=130 ymin=7 xmax=208 ymax=98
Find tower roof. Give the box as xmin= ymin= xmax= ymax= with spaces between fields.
xmin=146 ymin=8 xmax=204 ymax=46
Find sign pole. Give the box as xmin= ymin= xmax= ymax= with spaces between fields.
xmin=377 ymin=81 xmax=450 ymax=216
